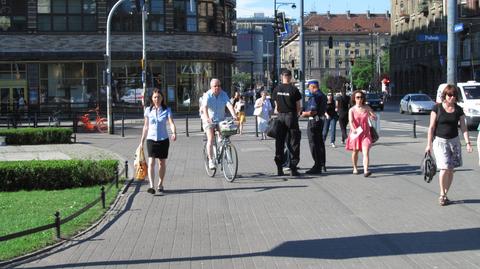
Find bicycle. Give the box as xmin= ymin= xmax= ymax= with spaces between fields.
xmin=78 ymin=106 xmax=107 ymax=133
xmin=48 ymin=110 xmax=61 ymax=127
xmin=203 ymin=120 xmax=239 ymax=182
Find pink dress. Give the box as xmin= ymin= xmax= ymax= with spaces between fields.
xmin=345 ymin=107 xmax=372 ymax=152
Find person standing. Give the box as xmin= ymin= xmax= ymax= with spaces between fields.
xmin=301 ymin=80 xmax=327 ymax=174
xmin=234 ymin=96 xmax=247 ymax=134
xmin=336 ymin=89 xmax=350 ymax=144
xmin=345 ymin=90 xmax=376 ymax=177
xmin=140 ymin=89 xmax=177 ymax=194
xmin=323 ymin=92 xmax=339 ymax=148
xmin=201 ymin=78 xmax=237 ymax=169
xmin=426 ymin=84 xmax=473 ymax=206
xmin=272 ymin=70 xmax=302 ymax=176
xmin=254 ymin=90 xmax=273 ymax=140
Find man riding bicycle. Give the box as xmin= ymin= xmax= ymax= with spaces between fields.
xmin=201 ymin=78 xmax=237 ymax=169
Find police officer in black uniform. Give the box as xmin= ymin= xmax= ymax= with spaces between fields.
xmin=300 ymin=80 xmax=327 ymax=174
xmin=272 ymin=69 xmax=302 ymax=176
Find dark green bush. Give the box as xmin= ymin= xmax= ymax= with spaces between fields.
xmin=0 ymin=128 xmax=72 ymax=145
xmin=0 ymin=160 xmax=118 ymax=192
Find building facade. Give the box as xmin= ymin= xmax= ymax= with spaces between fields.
xmin=235 ymin=13 xmax=275 ymax=91
xmin=281 ymin=11 xmax=390 ymax=90
xmin=0 ymin=0 xmax=235 ymax=113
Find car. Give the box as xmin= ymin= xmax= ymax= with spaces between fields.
xmin=365 ymin=92 xmax=384 ymax=111
xmin=399 ymin=93 xmax=435 ymax=114
xmin=121 ymin=88 xmax=144 ymax=104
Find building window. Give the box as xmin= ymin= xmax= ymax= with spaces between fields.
xmin=0 ymin=0 xmax=28 ymax=32
xmin=335 ymin=49 xmax=340 ymax=56
xmin=344 ymin=49 xmax=349 ymax=56
xmin=325 ymin=59 xmax=330 ymax=68
xmin=224 ymin=5 xmax=233 ymax=34
xmin=148 ymin=0 xmax=165 ymax=32
xmin=365 ymin=49 xmax=370 ymax=55
xmin=307 ymin=40 xmax=312 ymax=46
xmin=355 ymin=41 xmax=360 ymax=47
xmin=173 ymin=0 xmax=196 ymax=32
xmin=325 ymin=49 xmax=330 ymax=56
xmin=355 ymin=49 xmax=359 ymax=56
xmin=38 ymin=0 xmax=97 ymax=32
xmin=198 ymin=0 xmax=217 ymax=33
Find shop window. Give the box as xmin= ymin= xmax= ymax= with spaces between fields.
xmin=148 ymin=0 xmax=165 ymax=32
xmin=38 ymin=0 xmax=97 ymax=32
xmin=0 ymin=0 xmax=27 ymax=32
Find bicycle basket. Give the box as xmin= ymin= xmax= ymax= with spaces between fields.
xmin=219 ymin=120 xmax=238 ymax=137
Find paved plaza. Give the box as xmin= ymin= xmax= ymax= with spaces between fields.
xmin=3 ymin=114 xmax=480 ymax=269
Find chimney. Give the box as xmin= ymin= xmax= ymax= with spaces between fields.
xmin=347 ymin=10 xmax=351 ymax=19
xmin=327 ymin=11 xmax=330 ymax=19
xmin=367 ymin=10 xmax=370 ymax=19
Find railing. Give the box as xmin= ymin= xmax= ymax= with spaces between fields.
xmin=0 ymin=161 xmax=129 ymax=243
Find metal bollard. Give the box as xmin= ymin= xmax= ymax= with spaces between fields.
xmin=255 ymin=116 xmax=258 ymax=137
xmin=125 ymin=160 xmax=129 ymax=179
xmin=121 ymin=113 xmax=125 ymax=138
xmin=115 ymin=168 xmax=119 ymax=189
xmin=186 ymin=114 xmax=189 ymax=137
xmin=101 ymin=186 xmax=106 ymax=209
xmin=54 ymin=211 xmax=61 ymax=239
xmin=413 ymin=120 xmax=417 ymax=139
xmin=34 ymin=112 xmax=38 ymax=128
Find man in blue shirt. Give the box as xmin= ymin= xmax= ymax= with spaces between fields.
xmin=201 ymin=78 xmax=237 ymax=169
xmin=300 ymin=80 xmax=327 ymax=174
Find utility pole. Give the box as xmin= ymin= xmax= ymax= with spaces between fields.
xmin=273 ymin=0 xmax=278 ymax=88
xmin=299 ymin=0 xmax=305 ymax=106
xmin=141 ymin=0 xmax=147 ymax=106
xmin=447 ymin=0 xmax=457 ymax=84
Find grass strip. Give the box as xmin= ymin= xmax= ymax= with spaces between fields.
xmin=0 ymin=184 xmax=120 ymax=261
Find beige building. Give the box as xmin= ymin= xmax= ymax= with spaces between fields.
xmin=281 ymin=11 xmax=390 ymax=90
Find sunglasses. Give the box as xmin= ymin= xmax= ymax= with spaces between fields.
xmin=446 ymin=93 xmax=456 ymax=97
xmin=355 ymin=96 xmax=364 ymax=99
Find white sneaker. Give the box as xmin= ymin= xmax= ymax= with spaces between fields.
xmin=331 ymin=143 xmax=336 ymax=148
xmin=208 ymin=159 xmax=216 ymax=169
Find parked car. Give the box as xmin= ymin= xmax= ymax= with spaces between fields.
xmin=365 ymin=92 xmax=384 ymax=111
xmin=121 ymin=88 xmax=144 ymax=104
xmin=399 ymin=93 xmax=435 ymax=114
xmin=436 ymin=81 xmax=480 ymax=129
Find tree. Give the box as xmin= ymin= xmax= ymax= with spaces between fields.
xmin=325 ymin=75 xmax=348 ymax=92
xmin=351 ymin=57 xmax=373 ymax=90
xmin=232 ymin=72 xmax=251 ymax=92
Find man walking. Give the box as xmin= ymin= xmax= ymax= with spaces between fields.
xmin=301 ymin=80 xmax=327 ymax=174
xmin=272 ymin=70 xmax=302 ymax=176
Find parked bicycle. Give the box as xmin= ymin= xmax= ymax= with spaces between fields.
xmin=48 ymin=110 xmax=61 ymax=127
xmin=78 ymin=106 xmax=107 ymax=133
xmin=203 ymin=119 xmax=239 ymax=182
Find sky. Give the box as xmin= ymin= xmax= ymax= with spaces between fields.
xmin=236 ymin=0 xmax=391 ymax=19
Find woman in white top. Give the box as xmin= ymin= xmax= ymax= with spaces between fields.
xmin=254 ymin=91 xmax=273 ymax=140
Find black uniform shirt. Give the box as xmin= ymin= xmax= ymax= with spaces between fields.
xmin=273 ymin=84 xmax=302 ymax=113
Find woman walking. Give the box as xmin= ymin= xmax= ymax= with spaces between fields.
xmin=323 ymin=92 xmax=339 ymax=147
xmin=426 ymin=84 xmax=473 ymax=206
xmin=345 ymin=90 xmax=377 ymax=177
xmin=254 ymin=90 xmax=273 ymax=140
xmin=140 ymin=88 xmax=177 ymax=194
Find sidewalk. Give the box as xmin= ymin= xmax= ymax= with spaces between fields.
xmin=5 ymin=116 xmax=480 ymax=269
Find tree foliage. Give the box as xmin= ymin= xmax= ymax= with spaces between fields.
xmin=232 ymin=72 xmax=251 ymax=90
xmin=351 ymin=57 xmax=373 ymax=90
xmin=325 ymin=75 xmax=348 ymax=92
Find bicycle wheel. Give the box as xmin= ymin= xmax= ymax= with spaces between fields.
xmin=96 ymin=117 xmax=108 ymax=133
xmin=222 ymin=144 xmax=238 ymax=182
xmin=203 ymin=142 xmax=216 ymax=177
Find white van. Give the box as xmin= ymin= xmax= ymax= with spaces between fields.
xmin=436 ymin=81 xmax=480 ymax=129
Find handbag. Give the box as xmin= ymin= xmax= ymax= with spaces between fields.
xmin=368 ymin=119 xmax=379 ymax=143
xmin=266 ymin=117 xmax=280 ymax=138
xmin=421 ymin=151 xmax=437 ymax=183
xmin=253 ymin=106 xmax=262 ymax=116
xmin=134 ymin=145 xmax=148 ymax=180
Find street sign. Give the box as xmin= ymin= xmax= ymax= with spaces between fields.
xmin=454 ymin=23 xmax=464 ymax=33
xmin=417 ymin=34 xmax=447 ymax=42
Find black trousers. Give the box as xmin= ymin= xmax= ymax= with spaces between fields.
xmin=338 ymin=113 xmax=348 ymax=143
xmin=274 ymin=112 xmax=301 ymax=169
xmin=307 ymin=119 xmax=325 ymax=168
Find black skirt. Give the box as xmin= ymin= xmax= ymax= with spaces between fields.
xmin=146 ymin=139 xmax=170 ymax=159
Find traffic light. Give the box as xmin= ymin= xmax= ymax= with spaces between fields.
xmin=291 ymin=59 xmax=295 ymax=68
xmin=460 ymin=25 xmax=471 ymax=41
xmin=293 ymin=69 xmax=299 ymax=80
xmin=273 ymin=12 xmax=287 ymax=35
xmin=328 ymin=36 xmax=333 ymax=49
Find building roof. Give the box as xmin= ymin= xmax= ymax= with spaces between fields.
xmin=304 ymin=12 xmax=391 ymax=34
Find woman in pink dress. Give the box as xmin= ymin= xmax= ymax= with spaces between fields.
xmin=346 ymin=90 xmax=377 ymax=177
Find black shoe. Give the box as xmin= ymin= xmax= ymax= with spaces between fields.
xmin=277 ymin=168 xmax=285 ymax=176
xmin=306 ymin=168 xmax=322 ymax=175
xmin=147 ymin=188 xmax=156 ymax=194
xmin=290 ymin=169 xmax=301 ymax=176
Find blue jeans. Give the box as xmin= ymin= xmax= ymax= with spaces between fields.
xmin=323 ymin=116 xmax=338 ymax=144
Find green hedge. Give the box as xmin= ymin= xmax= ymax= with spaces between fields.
xmin=0 ymin=160 xmax=118 ymax=192
xmin=0 ymin=128 xmax=73 ymax=145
